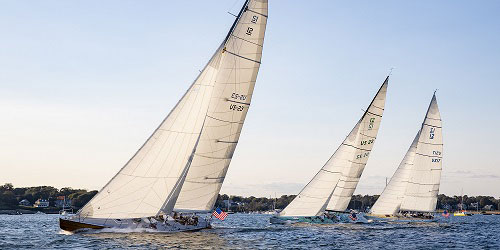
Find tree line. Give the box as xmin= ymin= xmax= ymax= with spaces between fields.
xmin=1 ymin=183 xmax=498 ymax=212
xmin=215 ymin=194 xmax=500 ymax=212
xmin=0 ymin=183 xmax=97 ymax=210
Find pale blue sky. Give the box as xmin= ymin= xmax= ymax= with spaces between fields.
xmin=1 ymin=1 xmax=499 ymax=197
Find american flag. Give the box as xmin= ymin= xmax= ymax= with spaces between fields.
xmin=212 ymin=208 xmax=228 ymax=220
xmin=349 ymin=213 xmax=358 ymax=221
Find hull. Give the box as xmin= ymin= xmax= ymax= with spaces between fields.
xmin=270 ymin=212 xmax=368 ymax=225
xmin=365 ymin=213 xmax=437 ymax=222
xmin=60 ymin=214 xmax=211 ymax=233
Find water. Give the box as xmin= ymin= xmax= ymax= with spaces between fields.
xmin=1 ymin=213 xmax=499 ymax=249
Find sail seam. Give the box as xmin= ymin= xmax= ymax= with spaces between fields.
xmin=422 ymin=123 xmax=442 ymax=128
xmin=226 ymin=98 xmax=251 ymax=105
xmin=366 ymin=110 xmax=382 ymax=117
xmin=231 ymin=34 xmax=263 ymax=47
xmin=207 ymin=115 xmax=244 ymax=124
xmin=415 ymin=152 xmax=442 ymax=158
xmin=342 ymin=143 xmax=371 ymax=151
xmin=320 ymin=169 xmax=342 ymax=174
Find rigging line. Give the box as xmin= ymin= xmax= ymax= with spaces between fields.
xmin=246 ymin=6 xmax=268 ymax=18
xmin=223 ymin=48 xmax=261 ymax=64
xmin=225 ymin=98 xmax=251 ymax=105
xmin=231 ymin=34 xmax=263 ymax=47
xmin=227 ymin=11 xmax=238 ymax=17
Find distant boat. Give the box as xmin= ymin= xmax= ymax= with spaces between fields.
xmin=366 ymin=92 xmax=442 ymax=222
xmin=60 ymin=0 xmax=268 ymax=233
xmin=270 ymin=77 xmax=389 ymax=224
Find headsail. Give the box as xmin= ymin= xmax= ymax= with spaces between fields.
xmin=279 ymin=77 xmax=388 ymax=217
xmin=174 ymin=0 xmax=268 ymax=212
xmin=78 ymin=0 xmax=267 ymax=219
xmin=370 ymin=93 xmax=442 ymax=215
xmin=399 ymin=94 xmax=442 ymax=212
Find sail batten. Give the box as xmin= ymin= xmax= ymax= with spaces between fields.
xmin=279 ymin=77 xmax=389 ymax=217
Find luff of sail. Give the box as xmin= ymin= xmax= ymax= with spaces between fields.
xmin=279 ymin=77 xmax=388 ymax=217
xmin=78 ymin=1 xmax=260 ymax=220
xmin=399 ymin=94 xmax=442 ymax=212
xmin=369 ymin=133 xmax=419 ymax=215
xmin=174 ymin=0 xmax=268 ymax=212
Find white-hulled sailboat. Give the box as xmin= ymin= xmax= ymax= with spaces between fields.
xmin=270 ymin=77 xmax=389 ymax=224
xmin=60 ymin=0 xmax=268 ymax=233
xmin=366 ymin=92 xmax=442 ymax=222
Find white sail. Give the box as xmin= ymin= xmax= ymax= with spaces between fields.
xmin=279 ymin=77 xmax=388 ymax=217
xmin=78 ymin=0 xmax=266 ymax=219
xmin=399 ymin=94 xmax=442 ymax=212
xmin=369 ymin=133 xmax=419 ymax=215
xmin=174 ymin=0 xmax=268 ymax=212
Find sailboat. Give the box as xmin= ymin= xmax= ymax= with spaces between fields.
xmin=270 ymin=77 xmax=389 ymax=224
xmin=60 ymin=0 xmax=268 ymax=233
xmin=366 ymin=92 xmax=442 ymax=222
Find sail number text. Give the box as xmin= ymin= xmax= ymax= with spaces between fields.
xmin=231 ymin=93 xmax=247 ymax=101
xmin=230 ymin=104 xmax=245 ymax=112
xmin=361 ymin=139 xmax=375 ymax=146
xmin=356 ymin=152 xmax=370 ymax=159
xmin=431 ymin=150 xmax=442 ymax=163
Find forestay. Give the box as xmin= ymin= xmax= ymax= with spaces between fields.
xmin=279 ymin=77 xmax=388 ymax=217
xmin=78 ymin=0 xmax=267 ymax=219
xmin=399 ymin=94 xmax=442 ymax=212
xmin=174 ymin=0 xmax=268 ymax=212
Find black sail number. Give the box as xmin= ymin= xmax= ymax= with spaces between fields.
xmin=230 ymin=104 xmax=245 ymax=112
xmin=251 ymin=15 xmax=258 ymax=24
xmin=246 ymin=27 xmax=253 ymax=36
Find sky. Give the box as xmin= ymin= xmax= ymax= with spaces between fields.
xmin=1 ymin=0 xmax=499 ymax=198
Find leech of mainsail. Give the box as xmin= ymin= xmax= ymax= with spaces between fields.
xmin=279 ymin=77 xmax=388 ymax=217
xmin=370 ymin=93 xmax=442 ymax=215
xmin=174 ymin=0 xmax=268 ymax=213
xmin=78 ymin=0 xmax=267 ymax=220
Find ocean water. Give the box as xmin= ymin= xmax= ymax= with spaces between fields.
xmin=1 ymin=213 xmax=499 ymax=249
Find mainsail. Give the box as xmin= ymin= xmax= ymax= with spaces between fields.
xmin=78 ymin=0 xmax=267 ymax=219
xmin=280 ymin=77 xmax=388 ymax=217
xmin=174 ymin=0 xmax=268 ymax=212
xmin=399 ymin=94 xmax=442 ymax=212
xmin=370 ymin=93 xmax=442 ymax=215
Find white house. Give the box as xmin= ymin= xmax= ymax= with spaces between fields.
xmin=18 ymin=199 xmax=31 ymax=206
xmin=34 ymin=199 xmax=49 ymax=208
